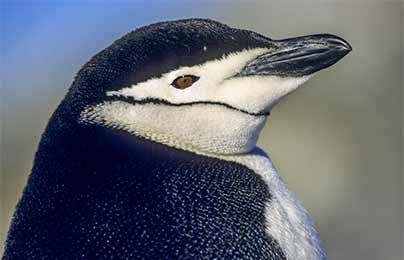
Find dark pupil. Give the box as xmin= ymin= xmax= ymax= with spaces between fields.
xmin=178 ymin=77 xmax=192 ymax=87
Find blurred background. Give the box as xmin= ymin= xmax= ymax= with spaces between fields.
xmin=1 ymin=0 xmax=403 ymax=259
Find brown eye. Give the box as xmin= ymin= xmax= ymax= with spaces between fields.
xmin=171 ymin=75 xmax=200 ymax=89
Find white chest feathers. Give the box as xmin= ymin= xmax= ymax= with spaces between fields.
xmin=219 ymin=148 xmax=327 ymax=260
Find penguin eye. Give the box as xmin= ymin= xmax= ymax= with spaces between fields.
xmin=171 ymin=75 xmax=200 ymax=89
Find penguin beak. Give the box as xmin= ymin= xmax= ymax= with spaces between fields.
xmin=238 ymin=34 xmax=352 ymax=77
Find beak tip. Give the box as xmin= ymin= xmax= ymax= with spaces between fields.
xmin=323 ymin=33 xmax=352 ymax=53
xmin=340 ymin=41 xmax=352 ymax=54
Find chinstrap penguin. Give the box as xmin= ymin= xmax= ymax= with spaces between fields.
xmin=3 ymin=19 xmax=351 ymax=259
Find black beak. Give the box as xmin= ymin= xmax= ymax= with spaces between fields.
xmin=238 ymin=34 xmax=352 ymax=77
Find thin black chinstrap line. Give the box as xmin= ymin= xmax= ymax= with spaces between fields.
xmin=105 ymin=95 xmax=270 ymax=117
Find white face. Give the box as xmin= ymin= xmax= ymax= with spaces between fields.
xmin=80 ymin=48 xmax=311 ymax=155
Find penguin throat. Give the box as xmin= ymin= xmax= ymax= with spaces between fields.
xmin=80 ymin=101 xmax=268 ymax=155
xmin=105 ymin=96 xmax=271 ymax=117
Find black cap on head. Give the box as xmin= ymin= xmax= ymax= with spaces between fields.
xmin=66 ymin=19 xmax=273 ymax=112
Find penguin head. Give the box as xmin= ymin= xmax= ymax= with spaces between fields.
xmin=76 ymin=19 xmax=351 ymax=155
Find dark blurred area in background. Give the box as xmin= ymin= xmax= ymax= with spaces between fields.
xmin=1 ymin=1 xmax=403 ymax=259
